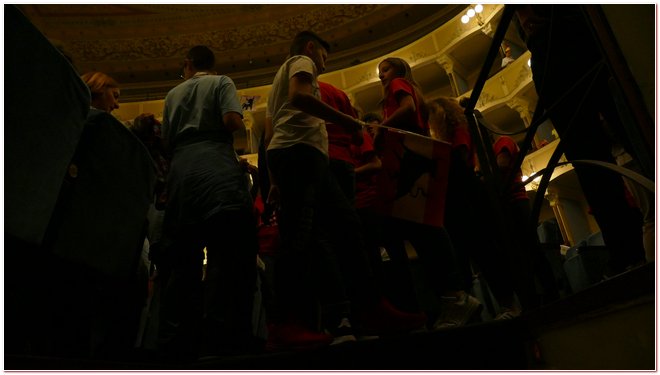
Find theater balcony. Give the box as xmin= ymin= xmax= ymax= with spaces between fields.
xmin=6 ymin=4 xmax=655 ymax=371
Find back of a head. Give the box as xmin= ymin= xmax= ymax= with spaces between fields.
xmin=362 ymin=112 xmax=382 ymax=124
xmin=428 ymin=97 xmax=467 ymax=141
xmin=289 ymin=30 xmax=330 ymax=57
xmin=131 ymin=113 xmax=160 ymax=139
xmin=458 ymin=96 xmax=470 ymax=109
xmin=435 ymin=97 xmax=466 ymax=124
xmin=80 ymin=71 xmax=119 ymax=99
xmin=186 ymin=45 xmax=215 ymax=71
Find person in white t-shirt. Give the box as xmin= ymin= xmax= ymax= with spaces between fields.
xmin=264 ymin=31 xmax=426 ymax=349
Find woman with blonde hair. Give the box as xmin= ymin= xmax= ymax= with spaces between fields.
xmin=377 ymin=57 xmax=429 ymax=136
xmin=81 ymin=71 xmax=120 ymax=114
xmin=376 ymin=59 xmax=482 ymax=329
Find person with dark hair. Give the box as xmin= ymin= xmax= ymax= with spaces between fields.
xmin=361 ymin=112 xmax=385 ymax=153
xmin=492 ymin=134 xmax=560 ymax=310
xmin=158 ymin=45 xmax=260 ymax=360
xmin=129 ymin=112 xmax=170 ymax=240
xmin=265 ymin=31 xmax=423 ymax=349
xmin=130 ymin=113 xmax=167 ymax=180
xmin=515 ymin=5 xmax=646 ymax=277
xmin=185 ymin=45 xmax=216 ymax=71
xmin=501 ymin=45 xmax=515 ymax=68
xmin=265 ymin=30 xmax=362 ymax=348
xmin=128 ymin=113 xmax=172 ymax=350
xmin=288 ymin=30 xmax=331 ymax=59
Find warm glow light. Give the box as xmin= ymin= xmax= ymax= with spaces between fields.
xmin=522 ymin=175 xmax=542 ymax=183
xmin=522 ymin=175 xmax=543 ymax=191
xmin=461 ymin=15 xmax=470 ymax=23
xmin=467 ymin=8 xmax=475 ymax=17
xmin=475 ymin=4 xmax=483 ymax=13
xmin=528 ymin=58 xmax=532 ymax=67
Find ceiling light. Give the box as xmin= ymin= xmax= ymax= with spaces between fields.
xmin=467 ymin=8 xmax=475 ymax=17
xmin=475 ymin=4 xmax=483 ymax=13
xmin=461 ymin=15 xmax=470 ymax=23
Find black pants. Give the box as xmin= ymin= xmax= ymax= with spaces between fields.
xmin=382 ymin=217 xmax=465 ymax=303
xmin=268 ymin=144 xmax=377 ymax=326
xmin=158 ymin=208 xmax=258 ymax=357
xmin=505 ymin=198 xmax=560 ymax=306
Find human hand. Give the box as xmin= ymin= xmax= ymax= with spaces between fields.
xmin=238 ymin=157 xmax=252 ymax=172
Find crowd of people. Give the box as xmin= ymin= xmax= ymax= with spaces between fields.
xmin=37 ymin=12 xmax=648 ymax=362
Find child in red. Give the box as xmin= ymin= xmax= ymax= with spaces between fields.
xmin=377 ymin=58 xmax=481 ymax=329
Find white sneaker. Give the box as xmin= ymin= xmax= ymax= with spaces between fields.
xmin=328 ymin=318 xmax=357 ymax=345
xmin=433 ymin=294 xmax=482 ymax=330
xmin=494 ymin=307 xmax=521 ymax=320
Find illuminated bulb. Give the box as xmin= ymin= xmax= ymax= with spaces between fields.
xmin=461 ymin=15 xmax=470 ymax=23
xmin=467 ymin=8 xmax=475 ymax=17
xmin=528 ymin=59 xmax=532 ymax=67
xmin=475 ymin=4 xmax=483 ymax=13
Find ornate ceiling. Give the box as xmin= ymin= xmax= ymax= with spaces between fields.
xmin=17 ymin=4 xmax=465 ymax=101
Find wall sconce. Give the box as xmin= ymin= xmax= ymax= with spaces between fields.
xmin=461 ymin=4 xmax=484 ymax=26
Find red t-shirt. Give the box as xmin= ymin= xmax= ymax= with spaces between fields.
xmin=382 ymin=78 xmax=428 ymax=136
xmin=493 ymin=136 xmax=528 ymax=202
xmin=351 ymin=131 xmax=379 ymax=209
xmin=319 ymin=81 xmax=357 ymax=164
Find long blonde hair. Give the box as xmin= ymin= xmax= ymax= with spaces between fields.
xmin=379 ymin=57 xmax=429 ymax=124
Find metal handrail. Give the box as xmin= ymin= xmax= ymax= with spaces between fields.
xmin=463 ymin=4 xmax=654 ymax=235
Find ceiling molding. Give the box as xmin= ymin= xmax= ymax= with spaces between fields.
xmin=18 ymin=4 xmax=465 ymax=102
